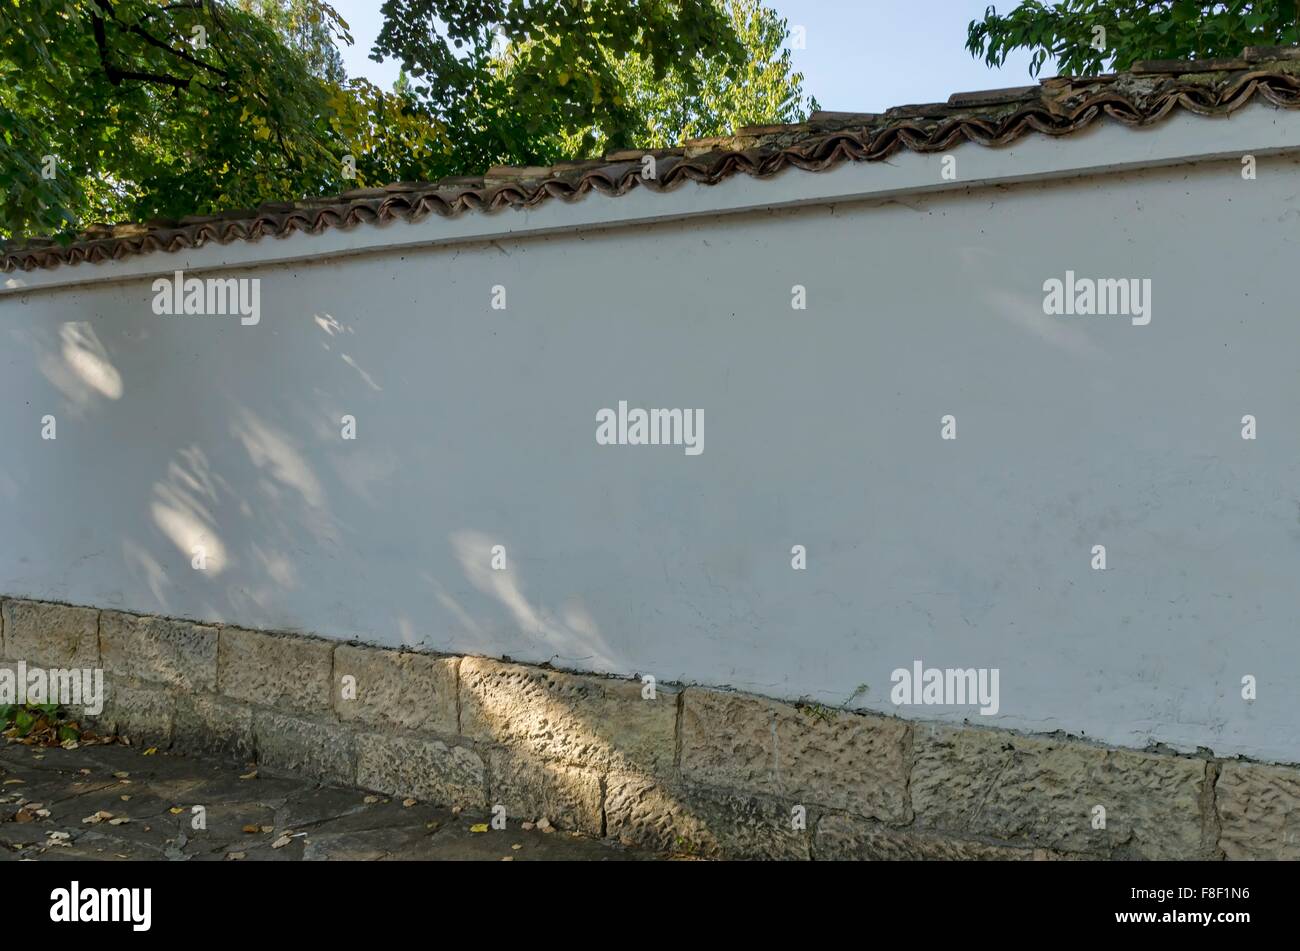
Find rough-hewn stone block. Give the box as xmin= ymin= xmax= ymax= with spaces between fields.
xmin=680 ymin=689 xmax=911 ymax=823
xmin=460 ymin=657 xmax=676 ymax=774
xmin=911 ymin=724 xmax=1208 ymax=859
xmin=605 ymin=772 xmax=811 ymax=859
xmin=220 ymin=626 xmax=333 ymax=714
xmin=255 ymin=710 xmax=355 ymax=785
xmin=356 ymin=732 xmax=487 ymax=809
xmin=333 ymin=644 xmax=458 ymax=734
xmin=1217 ymin=760 xmax=1300 ymax=860
xmin=1 ymin=599 xmax=98 ymax=668
xmin=101 ymin=611 xmax=217 ymax=692
xmin=487 ymin=748 xmax=602 ymax=834
xmin=814 ymin=813 xmax=1066 ymax=860
xmin=96 ymin=678 xmax=174 ymax=746
xmin=174 ymin=692 xmax=254 ymax=761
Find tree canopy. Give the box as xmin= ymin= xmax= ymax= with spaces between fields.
xmin=1 ymin=0 xmax=815 ymax=241
xmin=968 ymin=1 xmax=1300 ymax=77
xmin=1 ymin=0 xmax=380 ymax=237
xmin=537 ymin=0 xmax=817 ymax=159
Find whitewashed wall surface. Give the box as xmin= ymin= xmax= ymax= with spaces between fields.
xmin=3 ymin=105 xmax=1299 ymax=764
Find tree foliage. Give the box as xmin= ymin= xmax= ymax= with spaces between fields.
xmin=537 ymin=0 xmax=818 ymax=159
xmin=968 ymin=1 xmax=1300 ymax=77
xmin=2 ymin=0 xmax=812 ymax=240
xmin=238 ymin=0 xmax=347 ymax=83
xmin=0 ymin=0 xmax=382 ymax=237
xmin=366 ymin=0 xmax=815 ymax=181
xmin=372 ymin=0 xmax=751 ymax=175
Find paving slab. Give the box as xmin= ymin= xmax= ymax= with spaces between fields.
xmin=0 ymin=741 xmax=664 ymax=861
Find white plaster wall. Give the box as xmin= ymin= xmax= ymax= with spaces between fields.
xmin=3 ymin=146 xmax=1299 ymax=762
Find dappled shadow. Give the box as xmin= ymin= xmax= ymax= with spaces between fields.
xmin=38 ymin=321 xmax=124 ymax=410
xmin=150 ymin=446 xmax=232 ymax=577
xmin=446 ymin=529 xmax=616 ymax=670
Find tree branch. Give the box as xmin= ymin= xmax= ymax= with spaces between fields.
xmin=92 ymin=13 xmax=192 ymax=88
xmin=92 ymin=0 xmax=229 ymax=82
xmin=126 ymin=21 xmax=229 ymax=79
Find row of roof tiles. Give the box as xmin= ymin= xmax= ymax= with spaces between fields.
xmin=6 ymin=46 xmax=1300 ymax=272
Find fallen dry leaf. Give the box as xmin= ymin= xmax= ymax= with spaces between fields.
xmin=241 ymin=824 xmax=259 ymax=834
xmin=142 ymin=747 xmax=157 ymax=756
xmin=168 ymin=807 xmax=184 ymax=815
xmin=271 ymin=835 xmax=292 ymax=849
xmin=363 ymin=795 xmax=380 ymax=804
xmin=109 ymin=817 xmax=130 ymax=826
xmin=469 ymin=823 xmax=489 ymax=833
xmin=226 ymin=851 xmax=246 ymax=861
xmin=260 ymin=825 xmax=273 ymax=834
xmin=511 ymin=843 xmax=522 ymax=850
xmin=239 ymin=770 xmax=257 ymax=780
xmin=402 ymin=798 xmax=417 ymax=807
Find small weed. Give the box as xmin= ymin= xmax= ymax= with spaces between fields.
xmin=844 ymin=683 xmax=870 ymax=707
xmin=0 ymin=703 xmax=90 ymax=747
xmin=797 ymin=701 xmax=837 ymax=723
xmin=797 ymin=684 xmax=870 ymax=724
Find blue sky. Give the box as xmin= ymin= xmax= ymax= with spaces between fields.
xmin=328 ymin=0 xmax=1054 ymax=113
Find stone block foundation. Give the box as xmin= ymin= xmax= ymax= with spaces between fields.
xmin=1 ymin=596 xmax=1294 ymax=860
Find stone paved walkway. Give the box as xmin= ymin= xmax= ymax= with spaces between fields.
xmin=0 ymin=741 xmax=660 ymax=861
